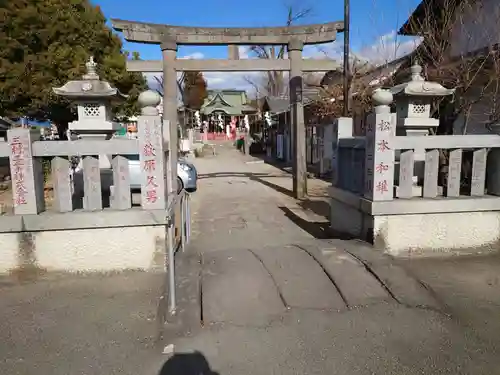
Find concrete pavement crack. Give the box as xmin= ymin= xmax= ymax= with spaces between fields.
xmin=246 ymin=249 xmax=289 ymax=310
xmin=291 ymin=244 xmax=350 ymax=309
xmin=332 ymin=247 xmax=401 ymax=305
xmin=341 ymin=248 xmax=450 ymax=316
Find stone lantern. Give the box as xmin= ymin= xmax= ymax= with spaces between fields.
xmin=389 ymin=62 xmax=455 ymax=194
xmin=390 ymin=62 xmax=455 ymax=136
xmin=53 ymin=56 xmax=126 ymax=169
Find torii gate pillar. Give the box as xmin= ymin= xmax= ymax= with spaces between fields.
xmin=161 ymin=38 xmax=178 ymax=193
xmin=288 ymin=39 xmax=306 ymax=198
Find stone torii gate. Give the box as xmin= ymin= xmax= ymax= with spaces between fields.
xmin=112 ymin=19 xmax=344 ymax=199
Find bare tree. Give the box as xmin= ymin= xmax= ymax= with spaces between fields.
xmin=301 ymin=17 xmax=420 ymax=122
xmin=243 ymin=4 xmax=313 ymax=97
xmin=405 ymin=0 xmax=500 ymax=135
xmin=153 ymin=73 xmax=186 ymax=103
xmin=305 ymin=51 xmax=411 ymax=128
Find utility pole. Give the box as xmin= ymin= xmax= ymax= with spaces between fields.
xmin=343 ymin=0 xmax=350 ymax=117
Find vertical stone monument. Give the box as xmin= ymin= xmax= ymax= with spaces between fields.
xmin=137 ymin=90 xmax=168 ymax=210
xmin=8 ymin=128 xmax=45 ymax=214
xmin=364 ymin=90 xmax=396 ymax=201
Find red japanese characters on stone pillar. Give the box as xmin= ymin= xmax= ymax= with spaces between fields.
xmin=10 ymin=136 xmax=27 ymax=206
xmin=138 ymin=90 xmax=167 ymax=210
xmin=364 ymin=89 xmax=396 ymax=201
xmin=142 ymin=128 xmax=159 ymax=204
xmin=7 ymin=128 xmax=45 ymax=214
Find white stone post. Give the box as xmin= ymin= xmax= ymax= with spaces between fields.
xmin=188 ymin=128 xmax=194 ymax=151
xmin=137 ymin=90 xmax=168 ymax=210
xmin=332 ymin=117 xmax=353 ymax=186
xmin=52 ymin=156 xmax=73 ymax=212
xmin=364 ymin=90 xmax=396 ymax=201
xmin=321 ymin=123 xmax=334 ymax=175
xmin=82 ymin=155 xmax=102 ymax=211
xmin=7 ymin=128 xmax=45 ymax=214
xmin=110 ymin=155 xmax=132 ymax=210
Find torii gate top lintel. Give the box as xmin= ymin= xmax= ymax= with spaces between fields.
xmin=111 ymin=19 xmax=345 ymax=46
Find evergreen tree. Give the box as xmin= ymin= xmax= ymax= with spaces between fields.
xmin=0 ymin=0 xmax=147 ymax=126
xmin=182 ymin=72 xmax=208 ymax=110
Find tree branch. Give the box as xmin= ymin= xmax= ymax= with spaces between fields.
xmin=244 ymin=4 xmax=312 ymax=98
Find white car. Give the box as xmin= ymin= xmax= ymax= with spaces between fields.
xmin=71 ymin=156 xmax=197 ymax=197
xmin=128 ymin=155 xmax=197 ymax=194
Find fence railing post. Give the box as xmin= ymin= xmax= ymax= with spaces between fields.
xmin=52 ymin=156 xmax=73 ymax=213
xmin=7 ymin=128 xmax=45 ymax=215
xmin=111 ymin=155 xmax=132 ymax=210
xmin=82 ymin=156 xmax=102 ymax=211
xmin=364 ymin=89 xmax=396 ymax=201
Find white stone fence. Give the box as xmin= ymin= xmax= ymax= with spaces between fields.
xmin=2 ymin=112 xmax=169 ymax=216
xmin=329 ymin=91 xmax=500 ymax=256
xmin=331 ymin=111 xmax=500 ymax=202
xmin=0 ymin=96 xmax=190 ymax=274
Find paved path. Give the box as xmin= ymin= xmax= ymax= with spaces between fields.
xmin=0 ymin=272 xmax=166 ymax=375
xmin=166 ymin=143 xmax=500 ymax=374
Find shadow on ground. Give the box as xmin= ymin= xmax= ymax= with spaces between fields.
xmin=198 ymin=171 xmax=354 ymax=241
xmin=159 ymin=351 xmax=219 ymax=375
xmin=248 ymin=153 xmax=333 ymax=182
xmin=279 ymin=206 xmax=355 ymax=240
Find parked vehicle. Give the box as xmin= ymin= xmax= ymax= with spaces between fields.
xmin=72 ymin=156 xmax=197 ymax=196
xmin=128 ymin=155 xmax=197 ymax=194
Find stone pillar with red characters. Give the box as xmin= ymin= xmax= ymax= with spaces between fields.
xmin=137 ymin=90 xmax=168 ymax=210
xmin=7 ymin=128 xmax=45 ymax=214
xmin=364 ymin=89 xmax=396 ymax=201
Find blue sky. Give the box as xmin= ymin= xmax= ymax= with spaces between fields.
xmin=93 ymin=0 xmax=422 ymax=90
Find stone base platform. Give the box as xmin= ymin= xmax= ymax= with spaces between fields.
xmin=0 ymin=209 xmax=168 ymax=274
xmin=330 ymin=186 xmax=500 ymax=257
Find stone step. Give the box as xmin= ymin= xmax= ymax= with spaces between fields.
xmin=318 ymin=247 xmax=391 ymax=307
xmin=252 ymin=245 xmax=346 ymax=310
xmin=201 ymin=249 xmax=285 ymax=326
xmin=326 ymin=239 xmax=443 ymax=310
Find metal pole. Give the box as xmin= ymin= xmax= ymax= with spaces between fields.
xmin=180 ymin=194 xmax=186 ymax=252
xmin=168 ymin=222 xmax=176 ymax=314
xmin=343 ymin=0 xmax=350 ymax=117
xmin=186 ymin=194 xmax=191 ymax=242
